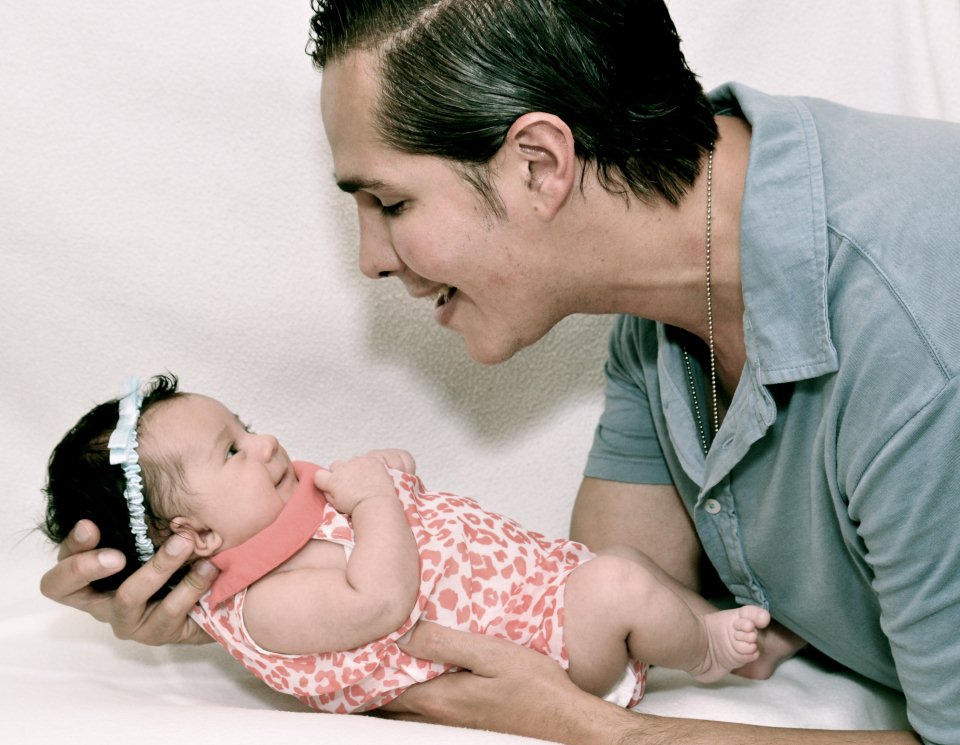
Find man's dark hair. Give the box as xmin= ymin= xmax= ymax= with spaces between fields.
xmin=308 ymin=0 xmax=717 ymax=209
xmin=42 ymin=374 xmax=187 ymax=596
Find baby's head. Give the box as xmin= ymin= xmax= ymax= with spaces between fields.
xmin=43 ymin=375 xmax=298 ymax=595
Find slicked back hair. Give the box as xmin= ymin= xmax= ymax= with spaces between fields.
xmin=308 ymin=0 xmax=717 ymax=209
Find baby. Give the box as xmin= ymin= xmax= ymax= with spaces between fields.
xmin=43 ymin=375 xmax=802 ymax=713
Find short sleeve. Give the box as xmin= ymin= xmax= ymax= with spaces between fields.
xmin=584 ymin=315 xmax=673 ymax=485
xmin=847 ymin=377 xmax=960 ymax=745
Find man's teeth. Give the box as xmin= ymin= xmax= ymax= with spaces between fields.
xmin=436 ymin=287 xmax=458 ymax=307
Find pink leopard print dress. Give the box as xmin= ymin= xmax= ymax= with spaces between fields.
xmin=190 ymin=461 xmax=646 ymax=713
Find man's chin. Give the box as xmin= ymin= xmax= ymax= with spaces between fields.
xmin=461 ymin=332 xmax=525 ymax=366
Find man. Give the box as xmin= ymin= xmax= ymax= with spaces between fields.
xmin=42 ymin=1 xmax=959 ymax=742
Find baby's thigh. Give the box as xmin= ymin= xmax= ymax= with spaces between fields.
xmin=562 ymin=556 xmax=639 ymax=697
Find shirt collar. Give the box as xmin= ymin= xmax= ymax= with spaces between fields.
xmin=709 ymin=82 xmax=839 ymax=385
xmin=207 ymin=461 xmax=326 ymax=607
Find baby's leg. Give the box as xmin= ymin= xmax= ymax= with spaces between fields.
xmin=562 ymin=555 xmax=769 ymax=694
xmin=596 ymin=544 xmax=720 ymax=616
xmin=595 ymin=545 xmax=805 ymax=679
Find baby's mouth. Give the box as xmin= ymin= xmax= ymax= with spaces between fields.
xmin=436 ymin=287 xmax=458 ymax=307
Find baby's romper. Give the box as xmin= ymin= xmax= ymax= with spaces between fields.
xmin=190 ymin=461 xmax=646 ymax=713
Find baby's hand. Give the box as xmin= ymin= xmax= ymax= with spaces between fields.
xmin=362 ymin=448 xmax=416 ymax=474
xmin=314 ymin=456 xmax=397 ymax=515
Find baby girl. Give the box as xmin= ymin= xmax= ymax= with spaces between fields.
xmin=43 ymin=375 xmax=801 ymax=713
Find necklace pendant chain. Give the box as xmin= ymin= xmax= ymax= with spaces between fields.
xmin=682 ymin=347 xmax=710 ymax=454
xmin=705 ymin=149 xmax=719 ymax=440
xmin=683 ymin=149 xmax=718 ymax=457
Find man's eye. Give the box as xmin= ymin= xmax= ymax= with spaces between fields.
xmin=381 ymin=201 xmax=406 ymax=217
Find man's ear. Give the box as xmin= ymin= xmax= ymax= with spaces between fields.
xmin=502 ymin=112 xmax=576 ymax=220
xmin=169 ymin=517 xmax=223 ymax=558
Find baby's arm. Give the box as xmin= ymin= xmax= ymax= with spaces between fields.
xmin=242 ymin=456 xmax=420 ymax=654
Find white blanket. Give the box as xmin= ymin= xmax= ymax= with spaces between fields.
xmin=1 ymin=595 xmax=910 ymax=744
xmin=2 ymin=1 xmax=957 ymax=741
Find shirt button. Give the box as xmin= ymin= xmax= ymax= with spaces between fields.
xmin=704 ymin=499 xmax=722 ymax=515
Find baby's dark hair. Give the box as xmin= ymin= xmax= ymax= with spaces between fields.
xmin=43 ymin=373 xmax=188 ymax=596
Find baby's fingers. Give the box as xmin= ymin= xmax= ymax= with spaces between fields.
xmin=364 ymin=448 xmax=417 ymax=474
xmin=313 ymin=465 xmax=332 ymax=493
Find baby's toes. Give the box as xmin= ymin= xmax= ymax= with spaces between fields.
xmin=734 ymin=625 xmax=759 ymax=643
xmin=738 ymin=605 xmax=771 ymax=630
xmin=733 ymin=629 xmax=759 ymax=653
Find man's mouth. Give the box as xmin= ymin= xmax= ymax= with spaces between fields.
xmin=436 ymin=286 xmax=458 ymax=307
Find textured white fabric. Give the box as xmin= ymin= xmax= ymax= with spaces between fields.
xmin=2 ymin=1 xmax=955 ymax=742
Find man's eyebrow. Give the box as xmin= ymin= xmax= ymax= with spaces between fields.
xmin=335 ymin=176 xmax=392 ymax=194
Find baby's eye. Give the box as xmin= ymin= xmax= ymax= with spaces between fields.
xmin=226 ymin=444 xmax=239 ymax=459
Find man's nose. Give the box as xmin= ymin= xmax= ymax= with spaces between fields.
xmin=357 ymin=208 xmax=403 ymax=279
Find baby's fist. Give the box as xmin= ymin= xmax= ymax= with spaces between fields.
xmin=314 ymin=456 xmax=397 ymax=514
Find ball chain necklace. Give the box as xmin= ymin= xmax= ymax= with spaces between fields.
xmin=681 ymin=149 xmax=718 ymax=456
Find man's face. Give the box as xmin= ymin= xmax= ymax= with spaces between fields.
xmin=320 ymin=51 xmax=575 ymax=365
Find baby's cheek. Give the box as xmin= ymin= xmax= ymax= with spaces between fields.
xmin=238 ymin=505 xmax=284 ymax=544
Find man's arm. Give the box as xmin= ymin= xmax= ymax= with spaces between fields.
xmin=39 ymin=520 xmax=216 ymax=645
xmin=571 ymin=477 xmax=702 ymax=591
xmin=384 ymin=623 xmax=919 ymax=745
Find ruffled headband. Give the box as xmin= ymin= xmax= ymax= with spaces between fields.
xmin=107 ymin=377 xmax=155 ymax=563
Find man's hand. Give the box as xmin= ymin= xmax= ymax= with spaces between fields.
xmin=379 ymin=623 xmax=921 ymax=745
xmin=379 ymin=622 xmax=616 ymax=742
xmin=39 ymin=519 xmax=215 ymax=645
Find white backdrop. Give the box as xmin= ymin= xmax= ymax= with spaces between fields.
xmin=1 ymin=1 xmax=957 ymax=741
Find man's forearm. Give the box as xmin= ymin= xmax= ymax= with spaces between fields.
xmin=562 ymin=699 xmax=920 ymax=745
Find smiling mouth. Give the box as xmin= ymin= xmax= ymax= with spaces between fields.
xmin=436 ymin=287 xmax=458 ymax=307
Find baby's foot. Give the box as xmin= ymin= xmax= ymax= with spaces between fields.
xmin=734 ymin=621 xmax=807 ymax=680
xmin=689 ymin=605 xmax=770 ymax=683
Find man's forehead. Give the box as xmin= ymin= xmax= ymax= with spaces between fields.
xmin=320 ymin=49 xmax=380 ymax=122
xmin=321 ymin=52 xmax=392 ymax=186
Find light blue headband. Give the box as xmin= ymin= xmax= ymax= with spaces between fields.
xmin=107 ymin=377 xmax=155 ymax=563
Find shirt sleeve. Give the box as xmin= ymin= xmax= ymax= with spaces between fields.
xmin=846 ymin=376 xmax=960 ymax=745
xmin=584 ymin=315 xmax=673 ymax=485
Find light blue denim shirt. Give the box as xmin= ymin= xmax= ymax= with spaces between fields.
xmin=585 ymin=83 xmax=960 ymax=745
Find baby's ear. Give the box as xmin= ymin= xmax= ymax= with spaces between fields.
xmin=168 ymin=517 xmax=223 ymax=557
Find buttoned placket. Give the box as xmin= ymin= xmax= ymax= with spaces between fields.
xmin=658 ymin=329 xmax=776 ymax=608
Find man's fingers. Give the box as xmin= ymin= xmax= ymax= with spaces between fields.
xmin=398 ymin=622 xmax=515 ymax=676
xmin=111 ymin=534 xmax=195 ymax=632
xmin=41 ymin=546 xmax=126 ymax=609
xmin=391 ymin=626 xmax=588 ymax=738
xmin=377 ymin=670 xmax=478 ymax=723
xmin=41 ymin=525 xmax=215 ymax=646
xmin=56 ymin=519 xmax=100 ymax=559
xmin=131 ymin=560 xmax=218 ymax=645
